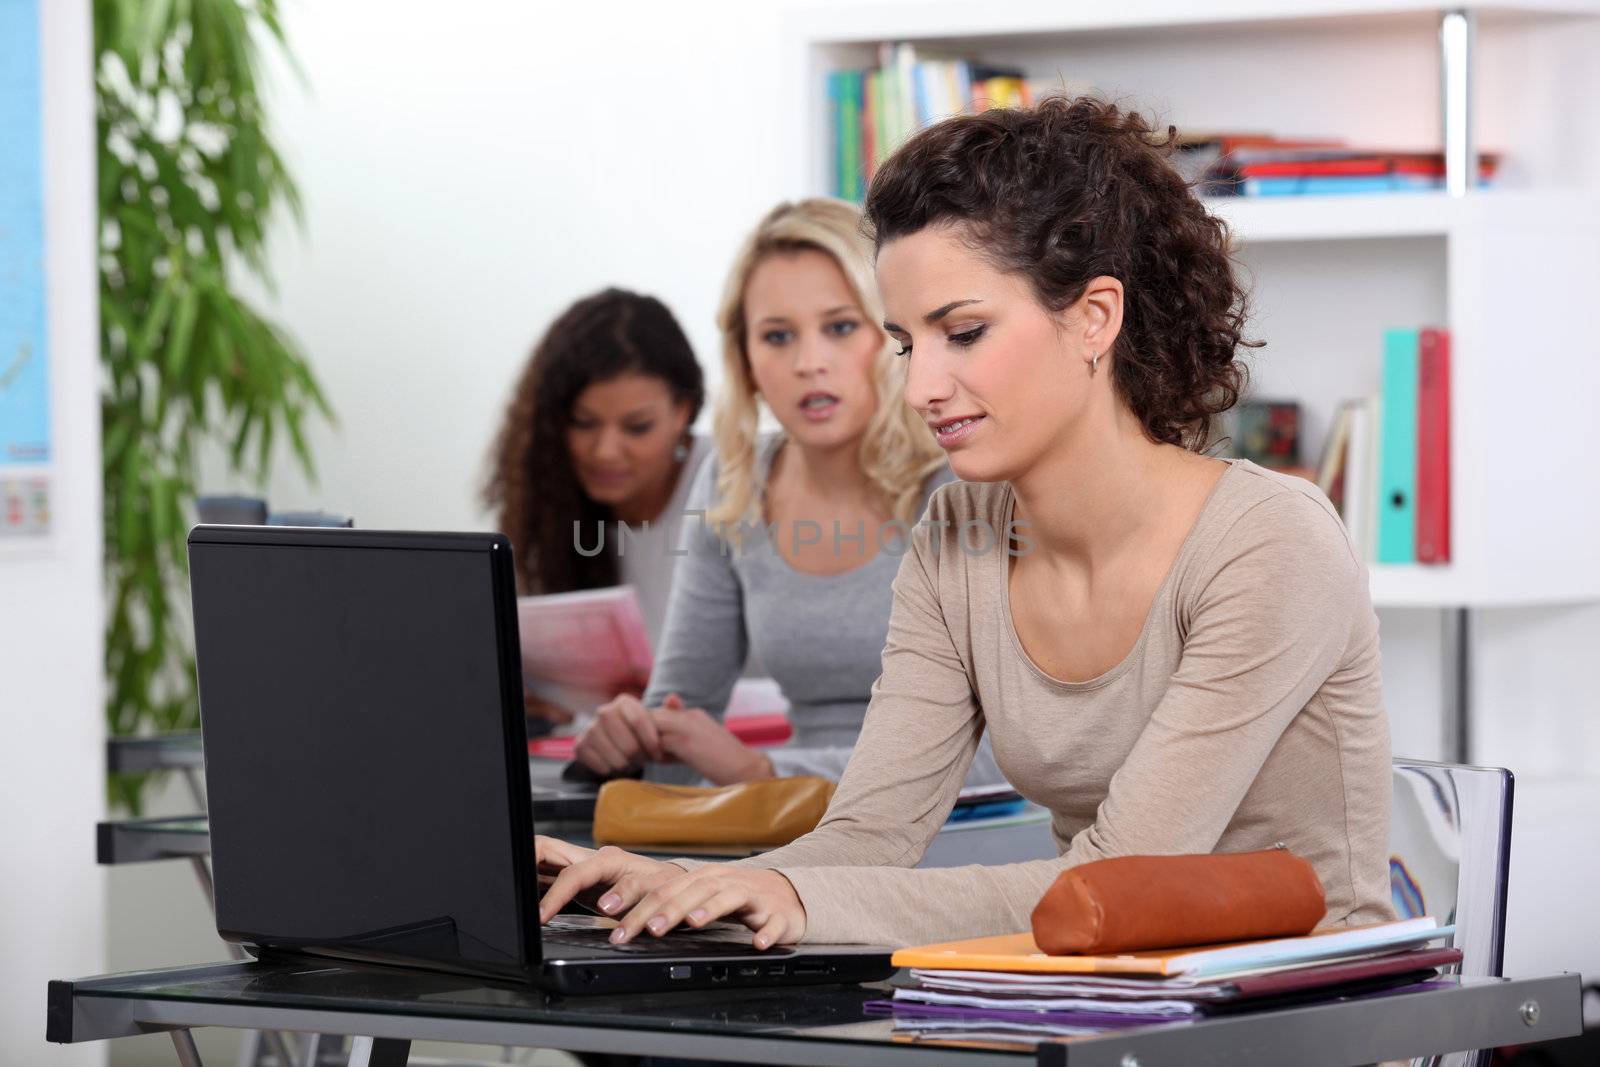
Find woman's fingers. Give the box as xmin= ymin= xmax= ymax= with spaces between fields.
xmin=592 ymin=869 xmax=667 ymax=919
xmin=614 ymin=697 xmax=663 ymax=762
xmin=574 ymin=724 xmax=625 ymax=776
xmin=534 ymin=834 xmax=593 ymax=874
xmin=751 ymin=914 xmax=791 ymax=951
xmin=684 ymin=887 xmax=759 ymax=931
xmin=538 ymin=848 xmax=633 ymax=924
xmin=596 ymin=703 xmax=646 ymax=767
xmin=614 ymin=875 xmax=729 ymax=943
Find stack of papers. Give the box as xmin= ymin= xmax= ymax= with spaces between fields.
xmin=871 ymin=918 xmax=1458 ymax=1045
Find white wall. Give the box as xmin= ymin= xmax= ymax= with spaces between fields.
xmin=209 ymin=0 xmax=800 ymax=529
xmin=142 ymin=0 xmax=1598 ymax=1006
xmin=0 ymin=0 xmax=106 ymax=1063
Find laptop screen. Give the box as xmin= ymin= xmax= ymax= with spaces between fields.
xmin=188 ymin=527 xmax=538 ymax=979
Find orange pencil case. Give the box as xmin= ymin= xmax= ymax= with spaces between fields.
xmin=1030 ymin=849 xmax=1327 ymax=955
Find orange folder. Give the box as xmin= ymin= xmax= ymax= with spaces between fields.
xmin=891 ymin=918 xmax=1445 ymax=979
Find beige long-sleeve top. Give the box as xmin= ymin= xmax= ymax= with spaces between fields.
xmin=695 ymin=459 xmax=1394 ymax=946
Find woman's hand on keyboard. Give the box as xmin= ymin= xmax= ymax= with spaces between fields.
xmin=615 ymin=865 xmax=806 ymax=951
xmin=536 ymin=836 xmax=680 ymax=924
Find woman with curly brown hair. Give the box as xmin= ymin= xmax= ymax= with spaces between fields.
xmin=537 ymin=97 xmax=1394 ymax=950
xmin=483 ymin=288 xmax=708 ymax=720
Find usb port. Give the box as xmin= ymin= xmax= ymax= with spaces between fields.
xmin=767 ymin=964 xmax=786 ymax=976
xmin=737 ymin=966 xmax=760 ymax=978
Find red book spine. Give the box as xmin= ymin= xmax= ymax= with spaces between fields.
xmin=1416 ymin=328 xmax=1451 ymax=563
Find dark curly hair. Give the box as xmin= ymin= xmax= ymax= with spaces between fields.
xmin=483 ymin=288 xmax=704 ymax=594
xmin=864 ymin=95 xmax=1255 ymax=449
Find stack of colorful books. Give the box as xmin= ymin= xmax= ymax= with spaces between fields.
xmin=826 ymin=43 xmax=1032 ymax=201
xmin=870 ymin=917 xmax=1458 ymax=1046
xmin=1177 ymin=134 xmax=1499 ymax=197
xmin=1316 ymin=328 xmax=1451 ymax=565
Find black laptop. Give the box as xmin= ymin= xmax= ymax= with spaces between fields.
xmin=187 ymin=525 xmax=894 ymax=994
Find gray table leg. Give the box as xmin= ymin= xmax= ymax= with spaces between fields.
xmin=172 ymin=1028 xmax=205 ymax=1067
xmin=187 ymin=855 xmax=303 ymax=1067
xmin=182 ymin=766 xmax=208 ymax=810
xmin=348 ymin=1036 xmax=411 ymax=1067
xmin=235 ymin=1029 xmax=260 ymax=1067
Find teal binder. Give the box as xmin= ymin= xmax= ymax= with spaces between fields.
xmin=1378 ymin=329 xmax=1419 ymax=563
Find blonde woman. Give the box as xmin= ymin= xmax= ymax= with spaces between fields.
xmin=573 ymin=199 xmax=1003 ymax=789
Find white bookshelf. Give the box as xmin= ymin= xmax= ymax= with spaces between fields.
xmin=786 ymin=1 xmax=1600 ymax=612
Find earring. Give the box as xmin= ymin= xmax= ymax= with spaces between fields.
xmin=672 ymin=438 xmax=690 ymax=463
xmin=1090 ymin=352 xmax=1100 ymax=376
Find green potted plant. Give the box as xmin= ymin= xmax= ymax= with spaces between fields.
xmin=95 ymin=0 xmax=331 ymax=811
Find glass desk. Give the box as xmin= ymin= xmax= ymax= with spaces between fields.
xmin=106 ymin=731 xmax=206 ymax=773
xmin=47 ymin=956 xmax=1580 ymax=1066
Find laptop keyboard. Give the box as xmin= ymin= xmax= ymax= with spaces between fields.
xmin=543 ymin=917 xmax=766 ymax=957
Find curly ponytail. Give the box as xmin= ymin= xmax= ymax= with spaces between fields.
xmin=864 ymin=95 xmax=1257 ymax=449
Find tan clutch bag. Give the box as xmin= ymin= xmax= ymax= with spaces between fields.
xmin=1030 ymin=849 xmax=1327 ymax=955
xmin=591 ymin=776 xmax=834 ymax=848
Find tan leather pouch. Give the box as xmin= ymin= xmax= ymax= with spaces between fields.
xmin=1030 ymin=849 xmax=1327 ymax=955
xmin=591 ymin=776 xmax=834 ymax=848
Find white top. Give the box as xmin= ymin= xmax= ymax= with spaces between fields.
xmin=618 ymin=433 xmax=712 ymax=650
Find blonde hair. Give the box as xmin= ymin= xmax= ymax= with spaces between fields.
xmin=708 ymin=198 xmax=945 ymax=531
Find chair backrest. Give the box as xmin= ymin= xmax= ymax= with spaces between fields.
xmin=1389 ymin=758 xmax=1514 ymax=978
xmin=195 ymin=494 xmax=268 ymax=525
xmin=265 ymin=510 xmax=354 ymax=528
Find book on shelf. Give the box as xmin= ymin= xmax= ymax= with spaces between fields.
xmin=1221 ymin=399 xmax=1318 ymax=485
xmin=1233 ymin=399 xmax=1304 ymax=470
xmin=826 ymin=43 xmax=1034 ymax=200
xmin=1378 ymin=329 xmax=1420 ymax=564
xmin=1416 ymin=328 xmax=1451 ymax=564
xmin=1183 ymin=135 xmax=1500 ymax=198
xmin=1315 ymin=327 xmax=1451 ymax=567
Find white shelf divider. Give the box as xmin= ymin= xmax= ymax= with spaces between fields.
xmin=1206 ymin=193 xmax=1457 ymax=243
xmin=792 ymin=0 xmax=1600 ymax=46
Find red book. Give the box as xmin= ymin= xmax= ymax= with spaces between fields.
xmin=1241 ymin=158 xmax=1393 ymax=178
xmin=1237 ymin=153 xmax=1497 ymax=181
xmin=528 ymin=713 xmax=794 ymax=761
xmin=1416 ymin=328 xmax=1451 ymax=563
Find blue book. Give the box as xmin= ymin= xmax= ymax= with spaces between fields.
xmin=841 ymin=71 xmax=864 ymax=202
xmin=913 ymin=61 xmax=933 ymax=127
xmin=827 ymin=71 xmax=846 ymax=199
xmin=1378 ymin=329 xmax=1420 ymax=563
xmin=1244 ymin=175 xmax=1442 ymax=196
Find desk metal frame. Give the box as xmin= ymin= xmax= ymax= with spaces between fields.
xmin=47 ymin=961 xmax=1580 ymax=1067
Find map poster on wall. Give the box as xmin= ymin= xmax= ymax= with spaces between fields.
xmin=0 ymin=0 xmax=53 ymax=539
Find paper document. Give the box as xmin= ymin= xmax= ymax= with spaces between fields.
xmin=518 ymin=586 xmax=652 ymax=712
xmin=517 ymin=586 xmax=792 ymax=720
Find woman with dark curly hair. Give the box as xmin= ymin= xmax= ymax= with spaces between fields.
xmin=483 ymin=288 xmax=707 ymax=721
xmin=536 ymin=97 xmax=1394 ymax=949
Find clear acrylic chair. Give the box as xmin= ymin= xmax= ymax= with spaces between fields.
xmin=265 ymin=509 xmax=354 ymax=527
xmin=1390 ymin=757 xmax=1515 ymax=1067
xmin=194 ymin=494 xmax=268 ymax=525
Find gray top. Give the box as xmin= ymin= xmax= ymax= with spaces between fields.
xmin=644 ymin=434 xmax=1004 ymax=786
